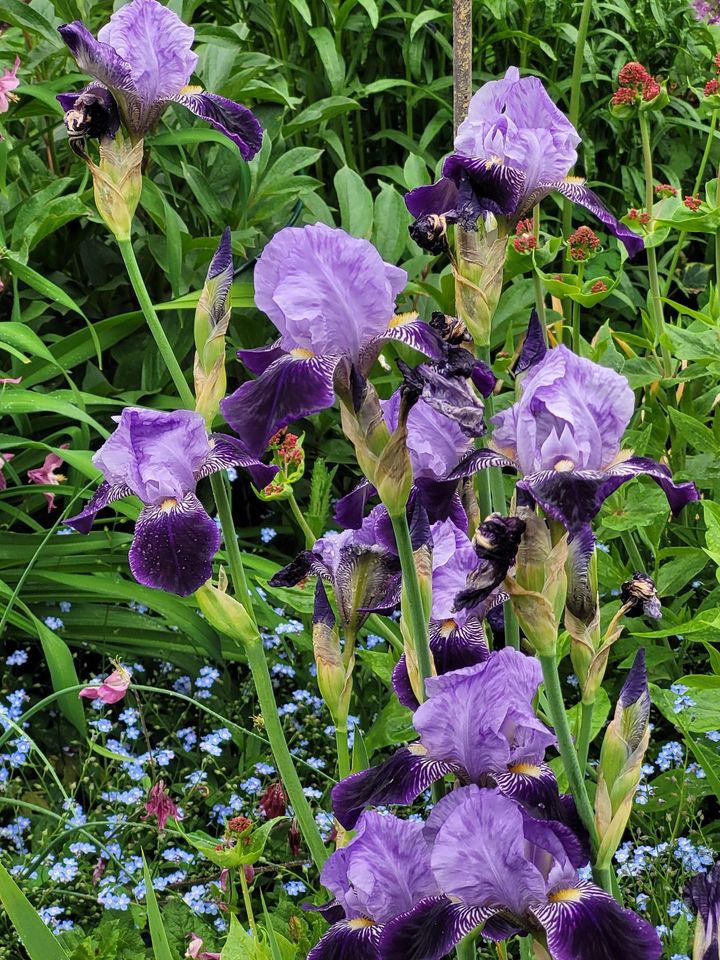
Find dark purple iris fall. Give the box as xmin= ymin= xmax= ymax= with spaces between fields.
xmin=66 ymin=408 xmax=276 ymax=596
xmin=57 ymin=0 xmax=263 ymax=157
xmin=220 ymin=223 xmax=443 ymax=456
xmin=380 ymin=786 xmax=661 ymax=960
xmin=332 ymin=648 xmax=572 ymax=832
xmin=405 ymin=67 xmax=643 ymax=258
xmin=392 ymin=517 xmax=523 ymax=711
xmin=450 ymin=313 xmax=698 ymax=571
xmin=685 ymin=863 xmax=720 ymax=960
xmin=306 ymin=810 xmax=439 ymax=960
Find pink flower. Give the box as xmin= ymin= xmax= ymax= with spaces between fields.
xmin=0 ymin=452 xmax=14 ymax=491
xmin=27 ymin=444 xmax=69 ymax=511
xmin=143 ymin=780 xmax=181 ymax=831
xmin=0 ymin=58 xmax=20 ymax=113
xmin=185 ymin=933 xmax=221 ymax=959
xmin=79 ymin=662 xmax=132 ymax=704
xmin=0 ymin=376 xmax=22 ymax=384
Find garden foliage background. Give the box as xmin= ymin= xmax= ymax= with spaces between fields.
xmin=1 ymin=0 xmax=720 ymax=957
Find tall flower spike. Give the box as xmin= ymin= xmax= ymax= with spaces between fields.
xmin=66 ymin=408 xmax=277 ymax=596
xmin=194 ymin=228 xmax=233 ymax=424
xmin=594 ymin=649 xmax=651 ymax=869
xmin=221 ymin=223 xmax=443 ymax=457
xmin=405 ymin=67 xmax=643 ymax=259
xmin=379 ymin=786 xmax=662 ymax=960
xmin=57 ymin=0 xmax=262 ymax=157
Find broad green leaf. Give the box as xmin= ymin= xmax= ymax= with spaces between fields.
xmin=0 ymin=321 xmax=59 ymax=366
xmin=142 ymin=855 xmax=175 ymax=960
xmin=288 ymin=0 xmax=312 ymax=23
xmin=284 ymin=97 xmax=360 ymax=135
xmin=356 ymin=0 xmax=379 ymax=28
xmin=308 ymin=28 xmax=346 ymax=95
xmin=0 ymin=861 xmax=70 ymax=960
xmin=1 ymin=0 xmax=61 ymax=46
xmin=703 ymin=501 xmax=720 ymax=580
xmin=372 ymin=181 xmax=408 ymax=263
xmin=221 ymin=915 xmax=268 ymax=960
xmin=668 ymin=407 xmax=720 ymax=455
xmin=410 ymin=9 xmax=445 ymax=39
xmin=334 ymin=166 xmax=374 ymax=239
xmin=1 ymin=390 xmax=106 ymax=433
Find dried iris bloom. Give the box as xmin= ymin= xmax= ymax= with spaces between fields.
xmin=620 ymin=572 xmax=662 ymax=619
xmin=66 ymin=408 xmax=276 ymax=596
xmin=380 ymin=786 xmax=661 ymax=960
xmin=306 ymin=810 xmax=439 ymax=960
xmin=332 ymin=648 xmax=572 ymax=831
xmin=405 ymin=67 xmax=643 ymax=258
xmin=57 ymin=0 xmax=262 ymax=157
xmin=221 ymin=223 xmax=443 ymax=456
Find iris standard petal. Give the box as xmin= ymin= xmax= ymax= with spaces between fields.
xmin=550 ymin=179 xmax=645 ymax=258
xmin=331 ymin=747 xmax=460 ymax=830
xmin=58 ymin=22 xmax=137 ymax=99
xmin=174 ymin=92 xmax=263 ymax=160
xmin=96 ymin=0 xmax=197 ymax=104
xmin=334 ymin=479 xmax=377 ymax=529
xmin=405 ymin=178 xmax=460 ymax=219
xmin=237 ymin=340 xmax=287 ymax=375
xmin=531 ymin=881 xmax=662 ymax=960
xmin=378 ymin=896 xmax=493 ymax=960
xmin=199 ymin=434 xmax=278 ymax=489
xmin=66 ymin=480 xmax=134 ymax=534
xmin=221 ymin=353 xmax=339 ymax=457
xmin=128 ymin=492 xmax=220 ymax=596
xmin=308 ymin=920 xmax=381 ymax=960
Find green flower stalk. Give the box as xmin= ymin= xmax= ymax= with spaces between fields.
xmin=595 ymin=649 xmax=651 ymax=870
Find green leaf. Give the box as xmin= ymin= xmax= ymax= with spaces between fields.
xmin=1 ymin=0 xmax=61 ymax=46
xmin=308 ymin=28 xmax=346 ymax=95
xmin=221 ymin=916 xmax=268 ymax=960
xmin=372 ymin=182 xmax=408 ymax=264
xmin=0 ymin=321 xmax=59 ymax=366
xmin=334 ymin=166 xmax=374 ymax=239
xmin=283 ymin=97 xmax=360 ymax=135
xmin=410 ymin=9 xmax=445 ymax=39
xmin=142 ymin=855 xmax=174 ymax=960
xmin=36 ymin=619 xmax=88 ymax=736
xmin=703 ymin=501 xmax=720 ymax=580
xmin=288 ymin=0 xmax=312 ymax=24
xmin=2 ymin=254 xmax=86 ymax=317
xmin=184 ymin=818 xmax=282 ymax=868
xmin=668 ymin=407 xmax=720 ymax=455
xmin=356 ymin=0 xmax=379 ymax=28
xmin=1 ymin=390 xmax=106 ymax=432
xmin=0 ymin=861 xmax=70 ymax=960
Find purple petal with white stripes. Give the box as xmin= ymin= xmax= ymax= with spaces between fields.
xmin=66 ymin=480 xmax=134 ymax=534
xmin=379 ymin=897 xmax=493 ymax=960
xmin=446 ymin=448 xmax=517 ymax=481
xmin=58 ymin=22 xmax=137 ymax=100
xmin=331 ymin=747 xmax=460 ymax=830
xmin=174 ymin=92 xmax=263 ymax=159
xmin=443 ymin=154 xmax=527 ymax=218
xmin=549 ymin=179 xmax=645 ymax=258
xmin=531 ymin=881 xmax=662 ymax=960
xmin=221 ymin=353 xmax=339 ymax=457
xmin=128 ymin=492 xmax=220 ymax=596
xmin=200 ymin=434 xmax=278 ymax=489
xmin=308 ymin=920 xmax=381 ymax=960
xmin=237 ymin=340 xmax=287 ymax=375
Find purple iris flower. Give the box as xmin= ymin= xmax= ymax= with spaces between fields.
xmin=332 ymin=648 xmax=571 ymax=831
xmin=306 ymin=810 xmax=439 ymax=960
xmin=66 ymin=408 xmax=276 ymax=596
xmin=451 ymin=313 xmax=698 ymax=571
xmin=269 ymin=504 xmax=403 ymax=633
xmin=57 ymin=0 xmax=263 ymax=157
xmin=405 ymin=67 xmax=643 ymax=258
xmin=380 ymin=786 xmax=661 ymax=960
xmin=392 ymin=517 xmax=523 ymax=711
xmin=220 ymin=223 xmax=444 ymax=457
xmin=685 ymin=863 xmax=720 ymax=959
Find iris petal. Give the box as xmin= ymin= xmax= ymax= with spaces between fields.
xmin=308 ymin=920 xmax=381 ymax=960
xmin=66 ymin=480 xmax=134 ymax=534
xmin=379 ymin=895 xmax=495 ymax=960
xmin=128 ymin=492 xmax=220 ymax=596
xmin=548 ymin=179 xmax=645 ymax=258
xmin=174 ymin=92 xmax=263 ymax=160
xmin=58 ymin=22 xmax=137 ymax=100
xmin=199 ymin=434 xmax=278 ymax=489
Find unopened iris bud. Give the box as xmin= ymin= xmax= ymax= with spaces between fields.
xmin=194 ymin=229 xmax=233 ymax=424
xmin=195 ymin=577 xmax=257 ymax=648
xmin=455 ymin=223 xmax=509 ymax=348
xmin=312 ymin=583 xmax=353 ymax=725
xmin=595 ymin=649 xmax=650 ymax=868
xmin=88 ymin=134 xmax=144 ymax=242
xmin=620 ymin=571 xmax=661 ymax=619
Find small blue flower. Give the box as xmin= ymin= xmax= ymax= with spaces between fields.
xmin=283 ymin=880 xmax=307 ymax=896
xmin=260 ymin=527 xmax=277 ymax=543
xmin=43 ymin=616 xmax=64 ymax=631
xmin=255 ymin=762 xmax=275 ymax=776
xmin=58 ymin=600 xmax=72 ymax=613
xmin=241 ymin=776 xmax=262 ymax=795
xmin=5 ymin=649 xmax=28 ymax=667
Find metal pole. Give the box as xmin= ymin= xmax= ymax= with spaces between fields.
xmin=453 ymin=0 xmax=473 ymax=134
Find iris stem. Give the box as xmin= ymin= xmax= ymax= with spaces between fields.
xmin=637 ymin=112 xmax=671 ymax=377
xmin=335 ymin=721 xmax=350 ymax=781
xmin=576 ymin=698 xmax=595 ymax=772
xmin=572 ymin=263 xmax=584 ymax=353
xmin=538 ymin=654 xmax=611 ymax=893
xmin=287 ymin=490 xmax=317 ymax=548
xmin=455 ymin=929 xmax=476 ymax=960
xmin=116 ymin=238 xmax=194 ymax=409
xmin=390 ymin=511 xmax=433 ymax=701
xmin=118 ymin=239 xmax=328 ymax=871
xmin=561 ymin=0 xmax=594 ymax=242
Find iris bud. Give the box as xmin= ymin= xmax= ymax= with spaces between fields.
xmin=88 ymin=134 xmax=143 ymax=242
xmin=194 ymin=229 xmax=233 ymax=424
xmin=195 ymin=575 xmax=257 ymax=648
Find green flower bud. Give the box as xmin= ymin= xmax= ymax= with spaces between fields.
xmin=195 ymin=574 xmax=257 ymax=648
xmin=194 ymin=229 xmax=233 ymax=424
xmin=454 ymin=223 xmax=509 ymax=348
xmin=89 ymin=134 xmax=143 ymax=241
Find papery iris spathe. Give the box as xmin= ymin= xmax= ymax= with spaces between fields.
xmin=57 ymin=0 xmax=262 ymax=158
xmin=221 ymin=223 xmax=444 ymax=457
xmin=405 ymin=67 xmax=643 ymax=258
xmin=66 ymin=408 xmax=276 ymax=596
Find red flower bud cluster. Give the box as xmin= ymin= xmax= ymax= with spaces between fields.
xmin=655 ymin=184 xmax=678 ymax=199
xmin=269 ymin=428 xmax=303 ymax=467
xmin=705 ymin=78 xmax=720 ymax=96
xmin=227 ymin=815 xmax=253 ymax=836
xmin=683 ymin=195 xmax=702 ymax=211
xmin=591 ymin=280 xmax=609 ymax=293
xmin=259 ymin=782 xmax=287 ymax=819
xmin=627 ymin=208 xmax=651 ymax=226
xmin=567 ymin=225 xmax=601 ymax=261
xmin=612 ymin=62 xmax=660 ymax=105
xmin=513 ymin=218 xmax=537 ymax=253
